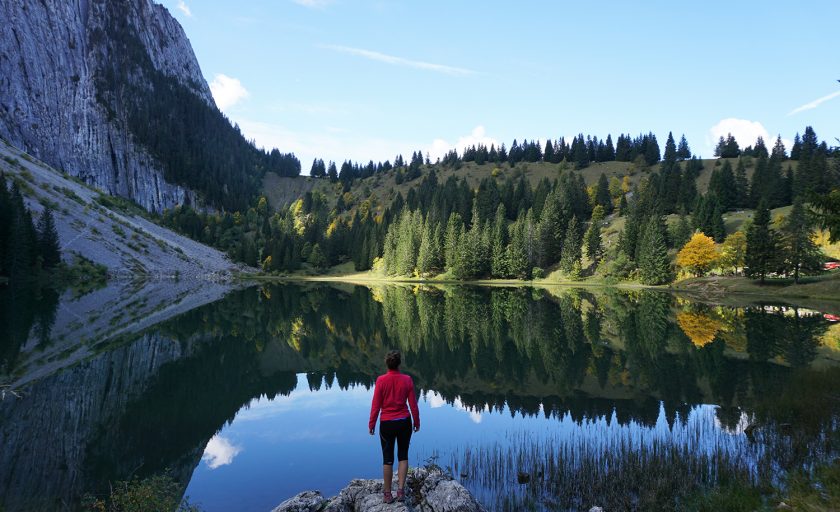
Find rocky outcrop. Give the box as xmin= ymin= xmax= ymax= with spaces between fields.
xmin=0 ymin=0 xmax=211 ymax=212
xmin=272 ymin=467 xmax=486 ymax=512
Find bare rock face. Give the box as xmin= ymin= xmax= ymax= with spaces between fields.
xmin=0 ymin=0 xmax=212 ymax=212
xmin=272 ymin=467 xmax=486 ymax=512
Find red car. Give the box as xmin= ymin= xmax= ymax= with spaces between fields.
xmin=824 ymin=262 xmax=840 ymax=271
xmin=825 ymin=314 xmax=840 ymax=322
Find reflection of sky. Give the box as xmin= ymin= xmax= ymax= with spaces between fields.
xmin=185 ymin=375 xmax=752 ymax=512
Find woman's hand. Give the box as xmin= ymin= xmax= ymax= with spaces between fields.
xmin=369 ymin=428 xmax=375 ymax=436
xmin=414 ymin=425 xmax=420 ymax=433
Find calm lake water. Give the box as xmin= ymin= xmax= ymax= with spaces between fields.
xmin=2 ymin=283 xmax=840 ymax=511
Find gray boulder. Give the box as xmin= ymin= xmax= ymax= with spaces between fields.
xmin=272 ymin=467 xmax=485 ymax=512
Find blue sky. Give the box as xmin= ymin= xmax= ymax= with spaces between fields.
xmin=163 ymin=0 xmax=839 ymax=172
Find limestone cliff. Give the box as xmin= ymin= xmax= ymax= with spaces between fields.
xmin=0 ymin=0 xmax=212 ymax=212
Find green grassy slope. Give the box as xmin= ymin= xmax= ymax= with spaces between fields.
xmin=261 ymin=157 xmax=796 ymax=219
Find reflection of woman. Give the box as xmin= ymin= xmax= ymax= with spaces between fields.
xmin=368 ymin=350 xmax=420 ymax=503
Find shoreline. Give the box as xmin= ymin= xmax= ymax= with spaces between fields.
xmin=236 ymin=272 xmax=840 ymax=304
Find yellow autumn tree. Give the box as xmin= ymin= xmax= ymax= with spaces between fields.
xmin=677 ymin=311 xmax=721 ymax=347
xmin=676 ymin=232 xmax=718 ymax=277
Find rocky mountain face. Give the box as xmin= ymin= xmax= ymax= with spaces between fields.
xmin=0 ymin=0 xmax=212 ymax=212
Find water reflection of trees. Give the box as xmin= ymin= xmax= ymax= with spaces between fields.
xmin=154 ymin=283 xmax=829 ymax=429
xmin=0 ymin=282 xmax=59 ymax=376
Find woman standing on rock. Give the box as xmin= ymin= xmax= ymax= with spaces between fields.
xmin=369 ymin=350 xmax=420 ymax=504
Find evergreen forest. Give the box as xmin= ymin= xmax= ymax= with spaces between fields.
xmin=161 ymin=127 xmax=840 ymax=286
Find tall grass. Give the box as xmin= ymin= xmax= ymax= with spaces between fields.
xmin=439 ymin=403 xmax=834 ymax=511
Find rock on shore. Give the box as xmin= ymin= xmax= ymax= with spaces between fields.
xmin=272 ymin=467 xmax=486 ymax=512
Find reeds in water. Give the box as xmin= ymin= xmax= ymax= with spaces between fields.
xmin=443 ymin=404 xmax=783 ymax=511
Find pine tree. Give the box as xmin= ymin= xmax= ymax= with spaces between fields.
xmin=393 ymin=210 xmax=420 ymax=275
xmin=595 ymin=173 xmax=612 ymax=213
xmin=506 ymin=212 xmax=530 ymax=279
xmin=714 ymin=136 xmax=726 ymax=158
xmin=677 ymin=135 xmax=691 ymax=160
xmin=536 ymin=191 xmax=563 ymax=267
xmin=749 ymin=154 xmax=768 ymax=208
xmin=416 ymin=220 xmax=436 ymax=276
xmin=708 ymin=161 xmax=737 ymax=211
xmin=722 ymin=133 xmax=740 ymax=158
xmin=560 ymin=215 xmax=582 ymax=274
xmin=671 ymin=211 xmax=693 ymax=249
xmin=790 ymin=134 xmax=801 ymax=160
xmin=747 ymin=137 xmax=764 ymax=158
xmin=780 ymin=198 xmax=821 ymax=283
xmin=644 ymin=133 xmax=661 ymax=166
xmin=637 ymin=216 xmax=671 ymax=285
xmin=604 ymin=134 xmax=616 ymax=161
xmin=382 ymin=228 xmax=397 ymax=275
xmin=615 ymin=134 xmax=632 ymax=162
xmin=327 ymin=161 xmax=338 ymax=182
xmin=543 ymin=139 xmax=555 ymax=162
xmin=734 ymin=159 xmax=749 ymax=208
xmin=6 ymin=183 xmax=36 ymax=282
xmin=308 ymin=243 xmax=326 ymax=269
xmin=573 ymin=135 xmax=589 ymax=169
xmin=584 ymin=206 xmax=604 ymax=263
xmin=37 ymin=207 xmax=61 ymax=269
xmin=662 ymin=132 xmax=677 ymax=170
xmin=444 ymin=212 xmax=463 ymax=272
xmin=711 ymin=201 xmax=726 ymax=242
xmin=745 ymin=201 xmax=776 ymax=283
xmin=491 ymin=205 xmax=509 ymax=278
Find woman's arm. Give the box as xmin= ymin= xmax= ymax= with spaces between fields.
xmin=368 ymin=378 xmax=383 ymax=432
xmin=408 ymin=378 xmax=420 ymax=431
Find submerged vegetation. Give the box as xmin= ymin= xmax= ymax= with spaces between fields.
xmin=82 ymin=474 xmax=201 ymax=512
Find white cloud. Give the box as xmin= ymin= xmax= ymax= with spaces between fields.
xmin=708 ymin=118 xmax=768 ymax=153
xmin=787 ymin=90 xmax=840 ymax=116
xmin=321 ymin=44 xmax=474 ymax=76
xmin=201 ymin=435 xmax=241 ymax=469
xmin=176 ymin=0 xmax=192 ymax=17
xmin=292 ymin=0 xmax=334 ymax=8
xmin=427 ymin=125 xmax=499 ymax=162
xmin=425 ymin=391 xmax=485 ymax=424
xmin=209 ymin=74 xmax=249 ymax=111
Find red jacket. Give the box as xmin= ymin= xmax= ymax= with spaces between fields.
xmin=368 ymin=369 xmax=420 ymax=431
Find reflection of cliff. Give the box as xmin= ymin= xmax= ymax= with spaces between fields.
xmin=0 ymin=313 xmax=311 ymax=511
xmin=0 ymin=332 xmax=196 ymax=511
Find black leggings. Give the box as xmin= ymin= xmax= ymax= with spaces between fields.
xmin=379 ymin=418 xmax=412 ymax=465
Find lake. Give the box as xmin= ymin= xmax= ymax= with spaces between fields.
xmin=2 ymin=282 xmax=840 ymax=511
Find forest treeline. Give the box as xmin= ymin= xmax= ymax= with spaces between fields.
xmin=161 ymin=127 xmax=839 ymax=284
